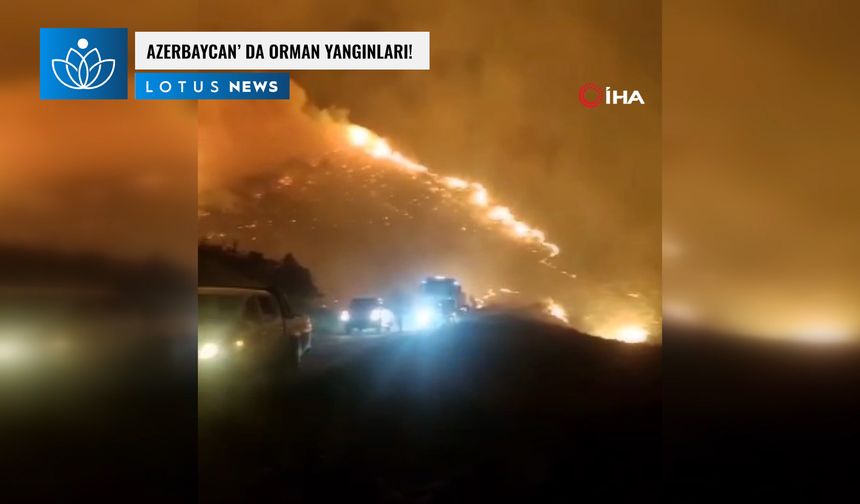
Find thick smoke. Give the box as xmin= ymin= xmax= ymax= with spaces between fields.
xmin=198 ymin=82 xmax=348 ymax=208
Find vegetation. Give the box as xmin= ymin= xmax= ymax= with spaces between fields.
xmin=198 ymin=241 xmax=322 ymax=311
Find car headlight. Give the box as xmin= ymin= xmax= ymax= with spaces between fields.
xmin=370 ymin=308 xmax=382 ymax=321
xmin=198 ymin=342 xmax=220 ymax=360
xmin=0 ymin=338 xmax=33 ymax=365
xmin=415 ymin=308 xmax=434 ymax=328
xmin=340 ymin=310 xmax=351 ymax=322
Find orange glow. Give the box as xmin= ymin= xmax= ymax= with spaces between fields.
xmin=545 ymin=299 xmax=570 ymax=324
xmin=342 ymin=122 xmax=564 ymax=263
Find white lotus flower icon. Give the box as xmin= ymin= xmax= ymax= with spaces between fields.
xmin=51 ymin=38 xmax=115 ymax=90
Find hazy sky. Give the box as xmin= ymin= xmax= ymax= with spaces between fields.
xmin=663 ymin=0 xmax=860 ymax=336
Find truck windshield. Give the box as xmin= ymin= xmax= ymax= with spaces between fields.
xmin=349 ymin=298 xmax=379 ymax=311
xmin=198 ymin=294 xmax=245 ymax=322
xmin=422 ymin=280 xmax=459 ymax=298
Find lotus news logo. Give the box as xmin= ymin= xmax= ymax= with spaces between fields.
xmin=40 ymin=28 xmax=128 ymax=100
xmin=52 ymin=38 xmax=115 ymax=90
xmin=578 ymin=83 xmax=645 ymax=109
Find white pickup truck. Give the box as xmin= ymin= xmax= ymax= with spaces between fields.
xmin=197 ymin=287 xmax=312 ymax=374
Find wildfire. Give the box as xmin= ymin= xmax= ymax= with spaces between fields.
xmin=343 ymin=123 xmax=659 ymax=345
xmin=345 ymin=124 xmax=562 ymax=261
xmin=488 ymin=206 xmax=514 ymax=222
xmin=443 ymin=176 xmax=469 ymax=189
xmin=346 ymin=125 xmax=371 ymax=146
xmin=614 ymin=325 xmax=649 ymax=344
xmin=545 ymin=299 xmax=570 ymax=324
xmin=470 ymin=184 xmax=489 ymax=207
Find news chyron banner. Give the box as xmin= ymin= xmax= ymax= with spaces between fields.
xmin=40 ymin=30 xmax=430 ymax=100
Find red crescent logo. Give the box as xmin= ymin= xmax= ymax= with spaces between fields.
xmin=578 ymin=83 xmax=602 ymax=109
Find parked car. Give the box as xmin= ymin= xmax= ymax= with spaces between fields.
xmin=197 ymin=287 xmax=311 ymax=376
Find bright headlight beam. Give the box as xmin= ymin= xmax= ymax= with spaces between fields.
xmin=198 ymin=342 xmax=220 ymax=360
xmin=415 ymin=308 xmax=433 ymax=328
xmin=0 ymin=340 xmax=30 ymax=363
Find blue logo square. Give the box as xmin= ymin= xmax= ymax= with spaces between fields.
xmin=40 ymin=28 xmax=128 ymax=100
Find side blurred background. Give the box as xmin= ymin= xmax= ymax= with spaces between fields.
xmin=663 ymin=0 xmax=860 ymax=499
xmin=0 ymin=2 xmax=197 ymax=501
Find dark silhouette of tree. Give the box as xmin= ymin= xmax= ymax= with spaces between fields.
xmin=273 ymin=253 xmax=320 ymax=300
xmin=198 ymin=241 xmax=322 ymax=310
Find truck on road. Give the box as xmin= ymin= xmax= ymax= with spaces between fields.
xmin=413 ymin=276 xmax=469 ymax=328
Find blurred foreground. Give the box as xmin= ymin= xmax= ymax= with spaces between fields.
xmin=199 ymin=315 xmax=661 ymax=501
xmin=664 ymin=324 xmax=860 ymax=500
xmin=0 ymin=245 xmax=196 ymax=501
